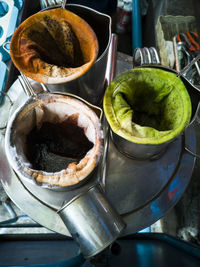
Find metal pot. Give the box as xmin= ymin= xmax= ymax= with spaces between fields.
xmin=4 ymin=75 xmax=103 ymax=190
xmin=110 ymin=53 xmax=200 ymax=160
xmin=42 ymin=4 xmax=112 ymax=105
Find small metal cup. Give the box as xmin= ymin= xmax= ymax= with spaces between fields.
xmin=57 ymin=183 xmax=126 ymax=258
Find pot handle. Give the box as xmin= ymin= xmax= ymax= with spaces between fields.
xmin=185 ymin=101 xmax=200 ymax=159
xmin=133 ymin=47 xmax=161 ymax=67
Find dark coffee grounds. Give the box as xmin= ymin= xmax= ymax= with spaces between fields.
xmin=26 ymin=114 xmax=93 ymax=172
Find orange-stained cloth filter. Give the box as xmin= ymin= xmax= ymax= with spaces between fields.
xmin=10 ymin=8 xmax=99 ymax=84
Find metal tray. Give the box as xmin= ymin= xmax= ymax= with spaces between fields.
xmin=0 ymin=55 xmax=196 ymax=236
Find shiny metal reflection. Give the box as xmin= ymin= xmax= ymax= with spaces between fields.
xmin=133 ymin=47 xmax=161 ymax=67
xmin=57 ymin=183 xmax=126 ymax=258
xmin=111 ymin=131 xmax=170 ymax=160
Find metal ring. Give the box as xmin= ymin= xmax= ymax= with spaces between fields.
xmin=142 ymin=47 xmax=151 ymax=64
xmin=133 ymin=47 xmax=160 ymax=67
xmin=133 ymin=48 xmax=144 ymax=67
xmin=148 ymin=47 xmax=160 ymax=64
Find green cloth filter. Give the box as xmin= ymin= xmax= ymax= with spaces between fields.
xmin=103 ymin=68 xmax=192 ymax=145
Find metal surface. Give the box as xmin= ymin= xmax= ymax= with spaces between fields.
xmin=58 ymin=183 xmax=125 ymax=258
xmin=102 ymin=33 xmax=118 ymax=188
xmin=0 ymin=68 xmax=196 ymax=235
xmin=111 ymin=131 xmax=171 ymax=160
xmin=105 ymin=129 xmax=191 ymax=214
xmin=40 ymin=0 xmax=62 ymax=9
